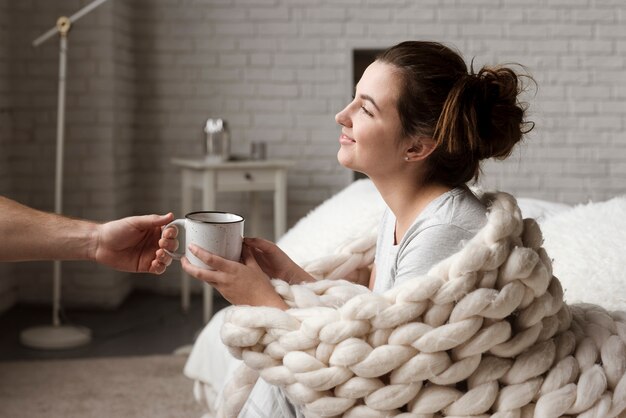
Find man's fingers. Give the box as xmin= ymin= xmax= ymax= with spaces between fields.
xmin=131 ymin=213 xmax=175 ymax=229
xmin=149 ymin=259 xmax=166 ymax=275
xmin=156 ymin=249 xmax=173 ymax=266
xmin=152 ymin=212 xmax=175 ymax=227
xmin=159 ymin=237 xmax=179 ymax=252
xmin=161 ymin=225 xmax=179 ymax=239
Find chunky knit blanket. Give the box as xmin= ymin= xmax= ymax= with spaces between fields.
xmin=218 ymin=192 xmax=626 ymax=418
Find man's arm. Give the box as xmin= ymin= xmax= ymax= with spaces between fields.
xmin=0 ymin=195 xmax=98 ymax=262
xmin=0 ymin=195 xmax=174 ymax=274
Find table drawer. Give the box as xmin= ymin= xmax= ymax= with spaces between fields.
xmin=216 ymin=168 xmax=276 ymax=190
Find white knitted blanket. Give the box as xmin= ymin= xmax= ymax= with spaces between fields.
xmin=218 ymin=192 xmax=626 ymax=418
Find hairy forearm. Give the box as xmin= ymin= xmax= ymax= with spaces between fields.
xmin=0 ymin=196 xmax=98 ymax=262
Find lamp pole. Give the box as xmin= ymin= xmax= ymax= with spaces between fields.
xmin=20 ymin=0 xmax=111 ymax=350
xmin=51 ymin=16 xmax=69 ymax=329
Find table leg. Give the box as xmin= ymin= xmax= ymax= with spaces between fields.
xmin=249 ymin=191 xmax=261 ymax=237
xmin=181 ymin=169 xmax=193 ymax=313
xmin=202 ymin=170 xmax=217 ymax=323
xmin=274 ymin=169 xmax=287 ymax=240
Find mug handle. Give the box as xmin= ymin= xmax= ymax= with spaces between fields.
xmin=162 ymin=219 xmax=185 ymax=260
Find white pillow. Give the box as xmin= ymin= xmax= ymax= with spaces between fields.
xmin=278 ymin=179 xmax=385 ymax=265
xmin=517 ymin=197 xmax=572 ymax=222
xmin=540 ymin=195 xmax=626 ymax=312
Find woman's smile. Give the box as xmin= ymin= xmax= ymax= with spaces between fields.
xmin=339 ymin=133 xmax=356 ymax=145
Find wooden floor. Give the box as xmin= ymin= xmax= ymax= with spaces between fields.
xmin=0 ymin=290 xmax=229 ymax=361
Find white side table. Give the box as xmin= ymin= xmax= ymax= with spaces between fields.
xmin=171 ymin=158 xmax=293 ymax=323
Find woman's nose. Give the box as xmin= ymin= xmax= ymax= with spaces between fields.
xmin=335 ymin=105 xmax=351 ymax=127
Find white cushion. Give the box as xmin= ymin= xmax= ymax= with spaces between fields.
xmin=517 ymin=197 xmax=572 ymax=222
xmin=278 ymin=179 xmax=385 ymax=265
xmin=540 ymin=195 xmax=626 ymax=311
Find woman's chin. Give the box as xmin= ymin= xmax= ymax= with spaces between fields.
xmin=337 ymin=158 xmax=355 ymax=172
xmin=336 ymin=150 xmax=350 ymax=168
xmin=337 ymin=148 xmax=355 ymax=170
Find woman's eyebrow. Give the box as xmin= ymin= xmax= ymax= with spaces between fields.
xmin=359 ymin=94 xmax=380 ymax=112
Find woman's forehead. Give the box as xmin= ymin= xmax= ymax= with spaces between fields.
xmin=357 ymin=61 xmax=401 ymax=108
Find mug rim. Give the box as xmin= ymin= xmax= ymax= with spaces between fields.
xmin=185 ymin=210 xmax=244 ymax=224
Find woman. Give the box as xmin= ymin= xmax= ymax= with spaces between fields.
xmin=160 ymin=40 xmax=530 ymax=300
xmin=159 ymin=40 xmax=532 ymax=416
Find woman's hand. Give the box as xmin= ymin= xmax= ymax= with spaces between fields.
xmin=181 ymin=243 xmax=289 ymax=309
xmin=244 ymin=237 xmax=315 ymax=284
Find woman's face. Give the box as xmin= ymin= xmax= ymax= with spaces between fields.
xmin=335 ymin=60 xmax=407 ymax=178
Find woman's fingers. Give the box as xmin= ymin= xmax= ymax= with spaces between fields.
xmin=242 ymin=245 xmax=254 ymax=263
xmin=181 ymin=256 xmax=224 ymax=285
xmin=243 ymin=237 xmax=277 ymax=252
xmin=188 ymin=244 xmax=238 ymax=273
xmin=246 ymin=243 xmax=268 ymax=261
xmin=242 ymin=245 xmax=264 ymax=271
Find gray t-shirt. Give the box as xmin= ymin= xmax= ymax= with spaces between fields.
xmin=373 ymin=187 xmax=487 ymax=293
xmin=242 ymin=188 xmax=487 ymax=418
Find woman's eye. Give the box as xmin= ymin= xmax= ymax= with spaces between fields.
xmin=361 ymin=106 xmax=373 ymax=117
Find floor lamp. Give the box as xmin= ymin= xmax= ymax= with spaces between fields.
xmin=19 ymin=0 xmax=111 ymax=350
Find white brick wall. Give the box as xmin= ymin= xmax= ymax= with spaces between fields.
xmin=1 ymin=0 xmax=625 ymax=309
xmin=0 ymin=1 xmax=16 ymax=314
xmin=130 ymin=0 xmax=626 ymax=227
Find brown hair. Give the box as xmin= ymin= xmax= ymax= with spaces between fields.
xmin=377 ymin=41 xmax=534 ymax=187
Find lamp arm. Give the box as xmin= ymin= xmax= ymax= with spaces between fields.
xmin=32 ymin=0 xmax=111 ymax=47
xmin=68 ymin=0 xmax=111 ymax=26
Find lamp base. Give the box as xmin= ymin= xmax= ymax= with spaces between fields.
xmin=20 ymin=325 xmax=92 ymax=350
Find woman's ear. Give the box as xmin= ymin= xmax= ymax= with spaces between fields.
xmin=405 ymin=137 xmax=436 ymax=162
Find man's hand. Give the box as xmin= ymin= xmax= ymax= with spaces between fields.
xmin=95 ymin=213 xmax=175 ymax=274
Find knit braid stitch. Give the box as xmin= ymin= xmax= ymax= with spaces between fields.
xmin=218 ymin=192 xmax=626 ymax=418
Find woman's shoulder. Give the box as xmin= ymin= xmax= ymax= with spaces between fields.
xmin=419 ymin=187 xmax=487 ymax=232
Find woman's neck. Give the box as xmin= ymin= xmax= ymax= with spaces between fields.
xmin=373 ymin=176 xmax=452 ymax=244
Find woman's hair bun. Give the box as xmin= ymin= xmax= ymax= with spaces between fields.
xmin=435 ymin=64 xmax=534 ymax=163
xmin=473 ymin=66 xmax=534 ymax=160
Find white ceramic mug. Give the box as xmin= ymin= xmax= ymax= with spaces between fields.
xmin=163 ymin=211 xmax=244 ymax=269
